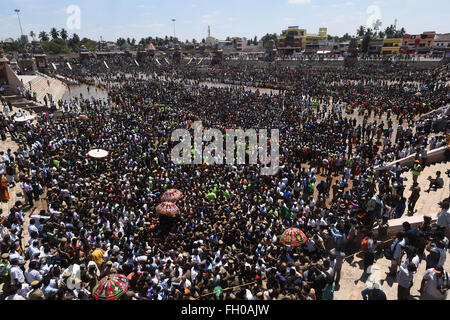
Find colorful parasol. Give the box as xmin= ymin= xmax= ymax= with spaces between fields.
xmin=161 ymin=189 xmax=183 ymax=202
xmin=92 ymin=274 xmax=129 ymax=300
xmin=156 ymin=202 xmax=180 ymax=217
xmin=280 ymin=228 xmax=308 ymax=247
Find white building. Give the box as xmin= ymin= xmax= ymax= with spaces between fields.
xmin=205 ymin=36 xmax=219 ymax=47
xmin=433 ymin=34 xmax=450 ymax=51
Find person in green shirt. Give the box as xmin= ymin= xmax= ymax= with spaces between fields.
xmin=0 ymin=253 xmax=11 ymax=296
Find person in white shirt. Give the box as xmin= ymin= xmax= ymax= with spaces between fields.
xmin=389 ymin=232 xmax=406 ymax=276
xmin=9 ymin=259 xmax=25 ymax=285
xmin=28 ymin=219 xmax=39 ymax=236
xmin=402 ymin=247 xmax=420 ymax=270
xmin=28 ymin=241 xmax=41 ymax=260
xmin=436 ymin=201 xmax=450 ymax=232
xmin=5 ymin=284 xmax=27 ymax=300
xmin=419 ymin=266 xmax=449 ymax=300
xmin=24 ymin=261 xmax=43 ymax=284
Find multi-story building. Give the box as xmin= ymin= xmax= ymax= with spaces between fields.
xmin=400 ymin=31 xmax=436 ymax=55
xmin=278 ymin=26 xmax=305 ymax=53
xmin=278 ymin=26 xmax=327 ymax=53
xmin=433 ymin=33 xmax=450 ymax=52
xmin=368 ymin=39 xmax=383 ymax=55
xmin=381 ymin=38 xmax=402 ymax=55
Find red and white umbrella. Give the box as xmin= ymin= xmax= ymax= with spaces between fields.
xmin=87 ymin=149 xmax=109 ymax=159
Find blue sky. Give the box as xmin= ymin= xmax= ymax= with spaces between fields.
xmin=1 ymin=0 xmax=449 ymax=42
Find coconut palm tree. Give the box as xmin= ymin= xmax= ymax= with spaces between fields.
xmin=39 ymin=31 xmax=49 ymax=42
xmin=50 ymin=28 xmax=59 ymax=40
xmin=60 ymin=28 xmax=68 ymax=41
xmin=29 ymin=31 xmax=36 ymax=41
xmin=357 ymin=26 xmax=366 ymax=37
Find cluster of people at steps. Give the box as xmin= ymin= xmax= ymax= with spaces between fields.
xmin=0 ymin=57 xmax=448 ymax=300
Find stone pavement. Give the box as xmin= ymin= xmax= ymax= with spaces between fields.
xmin=0 ymin=123 xmax=47 ymax=252
xmin=335 ymin=247 xmax=450 ymax=300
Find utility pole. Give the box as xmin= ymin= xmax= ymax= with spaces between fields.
xmin=15 ymin=9 xmax=24 ymax=39
xmin=172 ymin=19 xmax=176 ymax=40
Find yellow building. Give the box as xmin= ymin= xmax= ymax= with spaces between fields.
xmin=278 ymin=26 xmax=327 ymax=52
xmin=381 ymin=38 xmax=402 ymax=55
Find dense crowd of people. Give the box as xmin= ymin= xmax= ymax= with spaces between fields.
xmin=0 ymin=56 xmax=449 ymax=300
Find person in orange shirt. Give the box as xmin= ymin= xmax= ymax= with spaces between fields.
xmin=0 ymin=177 xmax=10 ymax=202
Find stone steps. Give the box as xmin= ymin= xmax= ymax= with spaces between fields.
xmin=3 ymin=95 xmax=24 ymax=102
xmin=402 ymin=161 xmax=449 ymax=217
xmin=2 ymin=87 xmax=18 ymax=96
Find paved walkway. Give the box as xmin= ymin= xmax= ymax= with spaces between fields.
xmin=335 ymin=248 xmax=450 ymax=300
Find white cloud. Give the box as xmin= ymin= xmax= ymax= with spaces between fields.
xmin=283 ymin=17 xmax=296 ymax=24
xmin=331 ymin=1 xmax=354 ymax=8
xmin=288 ymin=0 xmax=311 ymax=4
xmin=128 ymin=23 xmax=165 ymax=29
xmin=202 ymin=10 xmax=221 ymax=24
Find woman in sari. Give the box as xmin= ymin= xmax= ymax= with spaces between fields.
xmin=0 ymin=176 xmax=10 ymax=202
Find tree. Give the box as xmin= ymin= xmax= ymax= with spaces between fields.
xmin=341 ymin=33 xmax=351 ymax=41
xmin=29 ymin=31 xmax=36 ymax=41
xmin=80 ymin=38 xmax=97 ymax=51
xmin=192 ymin=39 xmax=197 ymax=44
xmin=378 ymin=31 xmax=385 ymax=39
xmin=131 ymin=38 xmax=136 ymax=46
xmin=261 ymin=33 xmax=278 ymax=49
xmin=253 ymin=36 xmax=258 ymax=45
xmin=116 ymin=38 xmax=126 ymax=47
xmin=357 ymin=26 xmax=366 ymax=37
xmin=361 ymin=33 xmax=372 ymax=53
xmin=68 ymin=33 xmax=81 ymax=51
xmin=60 ymin=29 xmax=68 ymax=41
xmin=39 ymin=31 xmax=49 ymax=42
xmin=395 ymin=27 xmax=406 ymax=38
xmin=384 ymin=25 xmax=395 ymax=38
xmin=50 ymin=28 xmax=59 ymax=40
xmin=202 ymin=38 xmax=205 ymax=43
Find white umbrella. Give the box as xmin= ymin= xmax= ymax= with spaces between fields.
xmin=14 ymin=115 xmax=36 ymax=123
xmin=87 ymin=149 xmax=109 ymax=159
